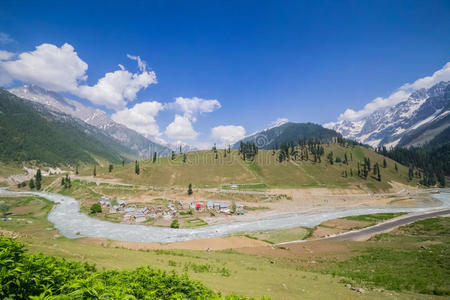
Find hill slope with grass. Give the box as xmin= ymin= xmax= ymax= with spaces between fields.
xmin=233 ymin=122 xmax=341 ymax=150
xmin=0 ymin=89 xmax=137 ymax=165
xmin=84 ymin=143 xmax=417 ymax=191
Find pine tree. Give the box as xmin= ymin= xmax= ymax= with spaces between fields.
xmin=61 ymin=177 xmax=65 ymax=186
xmin=93 ymin=166 xmax=96 ymax=177
xmin=215 ymin=152 xmax=218 ymax=159
xmin=135 ymin=160 xmax=140 ymax=175
xmin=29 ymin=179 xmax=35 ymax=189
xmin=383 ymin=159 xmax=387 ymax=168
xmin=183 ymin=153 xmax=187 ymax=163
xmin=180 ymin=145 xmax=182 ymax=153
xmin=171 ymin=151 xmax=175 ymax=160
xmin=122 ymin=160 xmax=125 ymax=167
xmin=75 ymin=165 xmax=79 ymax=175
xmin=35 ymin=169 xmax=42 ymax=190
xmin=187 ymin=183 xmax=193 ymax=195
xmin=395 ymin=163 xmax=398 ymax=172
xmin=377 ymin=167 xmax=381 ymax=181
xmin=108 ymin=164 xmax=113 ymax=172
xmin=153 ymin=152 xmax=157 ymax=163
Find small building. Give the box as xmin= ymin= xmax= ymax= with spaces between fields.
xmin=213 ymin=202 xmax=221 ymax=209
xmin=189 ymin=203 xmax=195 ymax=209
xmin=196 ymin=203 xmax=204 ymax=210
xmin=124 ymin=207 xmax=135 ymax=213
xmin=134 ymin=212 xmax=147 ymax=222
xmin=231 ymin=184 xmax=238 ymax=189
xmin=219 ymin=203 xmax=228 ymax=209
xmin=112 ymin=205 xmax=119 ymax=211
xmin=220 ymin=208 xmax=231 ymax=214
xmin=118 ymin=200 xmax=126 ymax=208
xmin=206 ymin=201 xmax=214 ymax=209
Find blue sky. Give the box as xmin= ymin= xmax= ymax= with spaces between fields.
xmin=1 ymin=0 xmax=449 ymax=148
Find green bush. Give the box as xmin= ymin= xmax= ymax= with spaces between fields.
xmin=170 ymin=219 xmax=180 ymax=228
xmin=0 ymin=236 xmax=257 ymax=299
xmin=90 ymin=203 xmax=102 ymax=214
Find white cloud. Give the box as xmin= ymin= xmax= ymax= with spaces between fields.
xmin=167 ymin=96 xmax=221 ymax=120
xmin=0 ymin=43 xmax=88 ymax=92
xmin=211 ymin=125 xmax=246 ymax=146
xmin=76 ymin=62 xmax=156 ymax=110
xmin=0 ymin=43 xmax=157 ymax=111
xmin=165 ymin=114 xmax=198 ymax=140
xmin=164 ymin=96 xmax=222 ymax=142
xmin=338 ymin=62 xmax=450 ymax=121
xmin=0 ymin=33 xmax=14 ymax=44
xmin=111 ymin=101 xmax=163 ymax=138
xmin=0 ymin=50 xmax=14 ymax=61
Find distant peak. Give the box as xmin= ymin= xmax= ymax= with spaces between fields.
xmin=269 ymin=118 xmax=289 ymax=129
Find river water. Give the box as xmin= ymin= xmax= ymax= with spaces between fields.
xmin=1 ymin=188 xmax=449 ymax=243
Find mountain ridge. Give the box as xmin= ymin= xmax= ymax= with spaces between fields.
xmin=325 ymin=81 xmax=450 ymax=148
xmin=9 ymin=85 xmax=172 ymax=158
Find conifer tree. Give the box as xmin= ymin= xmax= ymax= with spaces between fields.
xmin=93 ymin=166 xmax=96 ymax=177
xmin=171 ymin=151 xmax=175 ymax=160
xmin=395 ymin=163 xmax=398 ymax=172
xmin=29 ymin=179 xmax=35 ymax=189
xmin=122 ymin=160 xmax=125 ymax=167
xmin=135 ymin=160 xmax=140 ymax=175
xmin=75 ymin=165 xmax=79 ymax=175
xmin=188 ymin=183 xmax=193 ymax=195
xmin=383 ymin=159 xmax=387 ymax=168
xmin=377 ymin=167 xmax=381 ymax=181
xmin=153 ymin=152 xmax=157 ymax=163
xmin=183 ymin=153 xmax=187 ymax=163
xmin=109 ymin=164 xmax=113 ymax=172
xmin=35 ymin=169 xmax=42 ymax=190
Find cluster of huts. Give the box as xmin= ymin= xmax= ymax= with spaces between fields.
xmin=98 ymin=196 xmax=179 ymax=223
xmin=98 ymin=196 xmax=245 ymax=224
xmin=190 ymin=201 xmax=244 ymax=215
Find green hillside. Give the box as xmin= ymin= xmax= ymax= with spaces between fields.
xmin=84 ymin=143 xmax=416 ymax=191
xmin=233 ymin=122 xmax=341 ymax=150
xmin=0 ymin=89 xmax=136 ymax=165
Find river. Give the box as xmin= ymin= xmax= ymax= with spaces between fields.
xmin=1 ymin=188 xmax=449 ymax=243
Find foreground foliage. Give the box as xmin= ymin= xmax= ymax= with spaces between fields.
xmin=0 ymin=237 xmax=258 ymax=299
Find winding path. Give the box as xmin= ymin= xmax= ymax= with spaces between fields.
xmin=1 ymin=188 xmax=449 ymax=243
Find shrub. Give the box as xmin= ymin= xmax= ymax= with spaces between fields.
xmin=170 ymin=219 xmax=179 ymax=228
xmin=0 ymin=236 xmax=253 ymax=299
xmin=90 ymin=203 xmax=102 ymax=214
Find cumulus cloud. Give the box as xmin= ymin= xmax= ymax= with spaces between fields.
xmin=111 ymin=101 xmax=163 ymax=138
xmin=0 ymin=43 xmax=157 ymax=110
xmin=0 ymin=33 xmax=14 ymax=44
xmin=338 ymin=62 xmax=450 ymax=121
xmin=0 ymin=43 xmax=88 ymax=92
xmin=167 ymin=96 xmax=221 ymax=120
xmin=164 ymin=96 xmax=221 ymax=141
xmin=211 ymin=125 xmax=246 ymax=146
xmin=165 ymin=114 xmax=198 ymax=140
xmin=0 ymin=50 xmax=14 ymax=61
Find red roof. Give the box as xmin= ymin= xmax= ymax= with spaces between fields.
xmin=196 ymin=203 xmax=203 ymax=208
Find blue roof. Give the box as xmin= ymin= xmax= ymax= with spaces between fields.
xmin=219 ymin=203 xmax=228 ymax=208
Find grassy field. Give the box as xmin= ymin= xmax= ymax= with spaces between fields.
xmin=2 ymin=194 xmax=438 ymax=299
xmin=78 ymin=145 xmax=417 ymax=190
xmin=319 ymin=217 xmax=450 ymax=295
xmin=343 ymin=212 xmax=407 ymax=222
xmin=243 ymin=227 xmax=313 ymax=244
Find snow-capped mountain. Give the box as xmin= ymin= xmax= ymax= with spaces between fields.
xmin=168 ymin=141 xmax=199 ymax=153
xmin=325 ymin=81 xmax=450 ymax=148
xmin=10 ymin=85 xmax=171 ymax=158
